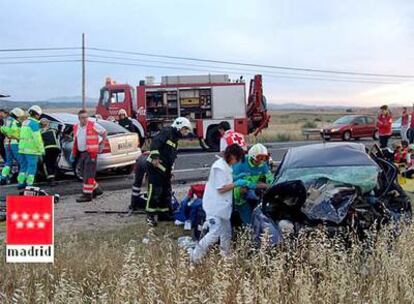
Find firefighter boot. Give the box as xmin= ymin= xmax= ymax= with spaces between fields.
xmin=76 ymin=193 xmax=93 ymax=203
xmin=47 ymin=177 xmax=57 ymax=187
xmin=146 ymin=214 xmax=158 ymax=227
xmin=93 ymin=186 xmax=104 ymax=198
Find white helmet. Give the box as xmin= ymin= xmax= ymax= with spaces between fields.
xmin=172 ymin=117 xmax=192 ymax=131
xmin=10 ymin=107 xmax=25 ymax=118
xmin=248 ymin=143 xmax=269 ymax=161
xmin=118 ymin=109 xmax=127 ymax=116
xmin=28 ymin=105 xmax=42 ymax=116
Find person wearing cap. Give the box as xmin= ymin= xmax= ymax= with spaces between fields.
xmin=145 ymin=117 xmax=192 ymax=227
xmin=71 ymin=109 xmax=107 ymax=203
xmin=232 ymin=143 xmax=273 ymax=225
xmin=40 ymin=118 xmax=60 ymax=186
xmin=117 ymin=109 xmax=135 ymax=132
xmin=0 ymin=107 xmax=25 ymax=184
xmin=218 ymin=121 xmax=247 ymax=153
xmin=377 ymin=105 xmax=393 ymax=148
xmin=17 ymin=105 xmax=45 ymax=189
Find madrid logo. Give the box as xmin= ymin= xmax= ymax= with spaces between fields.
xmin=6 ymin=196 xmax=54 ymax=263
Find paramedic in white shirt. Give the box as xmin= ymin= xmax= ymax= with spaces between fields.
xmin=190 ymin=144 xmax=246 ymax=263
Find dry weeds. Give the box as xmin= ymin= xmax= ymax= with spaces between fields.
xmin=1 ymin=220 xmax=414 ymax=303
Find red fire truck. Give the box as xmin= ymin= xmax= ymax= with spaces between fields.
xmin=95 ymin=74 xmax=269 ymax=150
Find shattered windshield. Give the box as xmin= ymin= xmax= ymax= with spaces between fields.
xmin=276 ymin=165 xmax=379 ymax=194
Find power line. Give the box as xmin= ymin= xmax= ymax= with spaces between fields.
xmin=0 ymin=59 xmax=81 ymax=64
xmin=87 ymin=53 xmax=402 ymax=83
xmin=86 ymin=59 xmax=399 ymax=85
xmin=1 ymin=45 xmax=411 ymax=80
xmin=0 ymin=47 xmax=80 ymax=52
xmin=0 ymin=54 xmax=81 ymax=60
xmin=88 ymin=46 xmax=414 ymax=79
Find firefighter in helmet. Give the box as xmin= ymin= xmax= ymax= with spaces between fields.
xmin=117 ymin=109 xmax=135 ymax=132
xmin=146 ymin=117 xmax=192 ymax=226
xmin=0 ymin=107 xmax=25 ymax=185
xmin=17 ymin=105 xmax=45 ymax=189
xmin=40 ymin=118 xmax=61 ymax=186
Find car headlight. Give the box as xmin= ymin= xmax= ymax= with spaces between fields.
xmin=331 ymin=128 xmax=338 ymax=133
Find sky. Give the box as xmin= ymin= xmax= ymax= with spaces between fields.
xmin=1 ymin=0 xmax=414 ymax=106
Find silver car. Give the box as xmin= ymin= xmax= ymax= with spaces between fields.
xmin=43 ymin=113 xmax=141 ymax=180
xmin=392 ymin=116 xmax=411 ymax=137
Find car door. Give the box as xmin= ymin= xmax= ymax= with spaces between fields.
xmin=351 ymin=116 xmax=366 ymax=137
xmin=365 ymin=116 xmax=376 ymax=137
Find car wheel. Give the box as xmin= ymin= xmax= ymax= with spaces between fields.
xmin=342 ymin=131 xmax=351 ymax=141
xmin=74 ymin=160 xmax=83 ymax=182
xmin=373 ymin=130 xmax=379 ymax=140
xmin=120 ymin=165 xmax=134 ymax=175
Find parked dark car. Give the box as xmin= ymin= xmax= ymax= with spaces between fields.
xmin=252 ymin=143 xmax=412 ymax=246
xmin=321 ymin=115 xmax=378 ymax=141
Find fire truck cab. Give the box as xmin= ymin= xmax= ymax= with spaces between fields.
xmin=96 ymin=74 xmax=269 ymax=150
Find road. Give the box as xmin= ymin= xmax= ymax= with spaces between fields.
xmin=0 ymin=139 xmax=374 ymax=198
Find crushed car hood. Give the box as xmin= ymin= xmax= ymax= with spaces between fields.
xmin=279 ymin=143 xmax=379 ymax=169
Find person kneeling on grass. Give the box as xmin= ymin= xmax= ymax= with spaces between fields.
xmin=189 ymin=144 xmax=246 ymax=264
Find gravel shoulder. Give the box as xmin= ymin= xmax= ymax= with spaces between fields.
xmin=0 ymin=185 xmax=192 ymax=239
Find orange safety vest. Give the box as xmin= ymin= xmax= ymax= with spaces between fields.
xmin=72 ymin=121 xmax=100 ymax=159
xmin=223 ymin=130 xmax=247 ymax=150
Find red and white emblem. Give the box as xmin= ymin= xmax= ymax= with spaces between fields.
xmin=6 ymin=196 xmax=54 ymax=263
xmin=225 ymin=130 xmax=247 ymax=150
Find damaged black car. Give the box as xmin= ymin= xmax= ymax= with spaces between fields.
xmin=251 ymin=142 xmax=412 ymax=246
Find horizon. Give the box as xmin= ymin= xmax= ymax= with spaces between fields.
xmin=1 ymin=0 xmax=414 ymax=106
xmin=1 ymin=95 xmax=411 ymax=110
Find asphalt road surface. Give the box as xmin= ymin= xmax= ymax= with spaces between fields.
xmin=0 ymin=139 xmax=375 ymax=198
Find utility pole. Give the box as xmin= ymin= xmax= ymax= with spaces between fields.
xmin=82 ymin=33 xmax=86 ymax=111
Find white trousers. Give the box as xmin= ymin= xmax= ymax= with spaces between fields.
xmin=191 ymin=215 xmax=232 ymax=263
xmin=401 ymin=125 xmax=409 ymax=142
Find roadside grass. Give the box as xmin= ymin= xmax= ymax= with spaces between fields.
xmin=44 ymin=108 xmax=345 ymax=145
xmin=250 ymin=111 xmax=345 ymax=143
xmin=2 ymin=211 xmax=414 ymax=303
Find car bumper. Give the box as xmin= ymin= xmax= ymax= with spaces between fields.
xmin=392 ymin=129 xmax=401 ymax=136
xmin=96 ymin=150 xmax=142 ymax=171
xmin=320 ymin=131 xmax=342 ymax=139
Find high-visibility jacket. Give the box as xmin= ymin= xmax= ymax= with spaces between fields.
xmin=147 ymin=126 xmax=181 ymax=173
xmin=72 ymin=121 xmax=101 ymax=160
xmin=394 ymin=148 xmax=408 ymax=163
xmin=377 ymin=113 xmax=392 ymax=136
xmin=18 ymin=117 xmax=45 ymax=155
xmin=0 ymin=116 xmax=20 ymax=145
xmin=41 ymin=128 xmax=60 ymax=150
xmin=223 ymin=130 xmax=247 ymax=150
